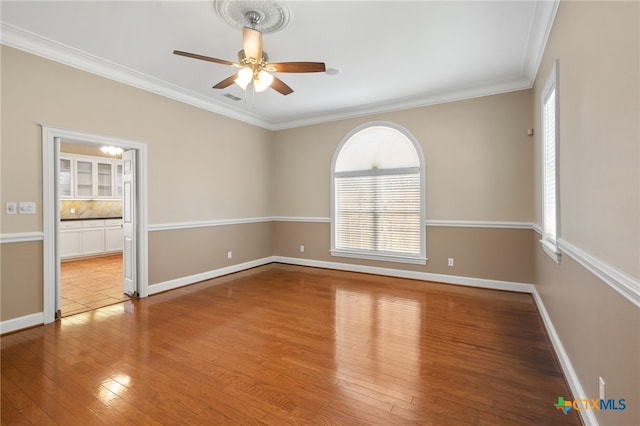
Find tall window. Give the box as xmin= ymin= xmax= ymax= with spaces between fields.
xmin=331 ymin=122 xmax=426 ymax=264
xmin=541 ymin=60 xmax=560 ymax=262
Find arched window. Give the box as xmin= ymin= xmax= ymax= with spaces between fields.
xmin=331 ymin=122 xmax=426 ymax=264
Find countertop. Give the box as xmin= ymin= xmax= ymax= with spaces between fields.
xmin=61 ymin=217 xmax=122 ymax=221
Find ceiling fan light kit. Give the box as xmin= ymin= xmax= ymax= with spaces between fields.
xmin=173 ymin=0 xmax=326 ymax=97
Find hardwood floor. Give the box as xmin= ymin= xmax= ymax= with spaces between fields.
xmin=60 ymin=254 xmax=129 ymax=317
xmin=1 ymin=264 xmax=581 ymax=425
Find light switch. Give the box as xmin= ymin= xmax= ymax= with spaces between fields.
xmin=6 ymin=202 xmax=17 ymax=214
xmin=19 ymin=202 xmax=36 ymax=214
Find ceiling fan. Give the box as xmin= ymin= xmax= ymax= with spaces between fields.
xmin=173 ymin=11 xmax=326 ymax=96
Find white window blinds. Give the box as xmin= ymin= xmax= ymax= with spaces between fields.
xmin=540 ymin=60 xmax=560 ymax=262
xmin=335 ymin=169 xmax=421 ymax=256
xmin=542 ymin=87 xmax=557 ymax=243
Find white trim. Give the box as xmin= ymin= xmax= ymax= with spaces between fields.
xmin=532 ymin=225 xmax=640 ymax=309
xmin=148 ymin=217 xmax=272 ymax=232
xmin=272 ymin=216 xmax=331 ymax=223
xmin=540 ymin=238 xmax=561 ymax=264
xmin=0 ymin=232 xmax=44 ymax=243
xmin=558 ymin=239 xmax=640 ymax=309
xmin=521 ymin=0 xmax=560 ymax=86
xmin=531 ymin=223 xmax=543 ymax=235
xmin=149 ymin=257 xmax=274 ymax=295
xmin=0 ymin=219 xmax=533 ymax=242
xmin=147 ymin=218 xmax=540 ymax=231
xmin=531 ymin=288 xmax=598 ymax=426
xmin=425 ymin=220 xmax=533 ymax=229
xmin=0 ymin=312 xmax=44 ymax=334
xmin=274 ymin=256 xmax=534 ymax=293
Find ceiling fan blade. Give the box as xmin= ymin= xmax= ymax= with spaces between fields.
xmin=271 ymin=76 xmax=293 ymax=96
xmin=243 ymin=27 xmax=263 ymax=61
xmin=212 ymin=74 xmax=238 ymax=89
xmin=173 ymin=50 xmax=235 ymax=66
xmin=268 ymin=62 xmax=326 ymax=73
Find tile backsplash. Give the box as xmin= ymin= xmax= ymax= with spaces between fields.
xmin=60 ymin=200 xmax=122 ymax=220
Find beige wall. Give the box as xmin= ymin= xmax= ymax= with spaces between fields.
xmin=274 ymin=222 xmax=534 ymax=284
xmin=533 ymin=2 xmax=639 ymax=425
xmin=0 ymin=241 xmax=43 ymax=319
xmin=272 ymin=90 xmax=534 ymax=222
xmin=1 ymin=45 xmax=273 ymax=320
xmin=533 ymin=1 xmax=639 ymax=278
xmin=149 ymin=222 xmax=273 ymax=285
xmin=1 ymin=45 xmax=273 ymax=232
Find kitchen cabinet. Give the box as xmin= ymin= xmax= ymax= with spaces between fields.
xmin=60 ymin=219 xmax=123 ymax=259
xmin=81 ymin=219 xmax=106 ymax=256
xmin=59 ymin=157 xmax=72 ymax=198
xmin=59 ymin=221 xmax=82 ymax=258
xmin=105 ymin=219 xmax=124 ymax=252
xmin=60 ymin=154 xmax=122 ymax=199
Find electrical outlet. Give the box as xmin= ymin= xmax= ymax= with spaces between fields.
xmin=448 ymin=258 xmax=454 ymax=267
xmin=599 ymin=377 xmax=606 ymax=400
xmin=6 ymin=202 xmax=17 ymax=214
xmin=227 ymin=251 xmax=233 ymax=259
xmin=300 ymin=245 xmax=305 ymax=253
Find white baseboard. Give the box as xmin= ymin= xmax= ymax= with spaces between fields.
xmin=148 ymin=256 xmax=275 ymax=295
xmin=531 ymin=288 xmax=599 ymax=426
xmin=0 ymin=312 xmax=44 ymax=334
xmin=273 ymin=256 xmax=535 ymax=293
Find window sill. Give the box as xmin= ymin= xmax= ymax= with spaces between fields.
xmin=540 ymin=238 xmax=561 ymax=263
xmin=330 ymin=249 xmax=428 ymax=265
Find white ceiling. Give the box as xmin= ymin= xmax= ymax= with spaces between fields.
xmin=0 ymin=1 xmax=558 ymax=130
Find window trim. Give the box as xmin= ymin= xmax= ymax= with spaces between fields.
xmin=540 ymin=60 xmax=561 ymax=263
xmin=330 ymin=121 xmax=427 ymax=265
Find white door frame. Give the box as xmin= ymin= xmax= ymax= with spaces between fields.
xmin=42 ymin=125 xmax=149 ymax=323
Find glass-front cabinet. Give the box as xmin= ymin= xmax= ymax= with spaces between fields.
xmin=97 ymin=161 xmax=114 ymax=197
xmin=75 ymin=159 xmax=94 ymax=198
xmin=59 ymin=157 xmax=73 ymax=198
xmin=60 ymin=154 xmax=122 ymax=199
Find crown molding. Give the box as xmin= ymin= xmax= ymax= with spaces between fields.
xmin=520 ymin=0 xmax=560 ymax=86
xmin=0 ymin=22 xmax=273 ymax=129
xmin=1 ymin=0 xmax=560 ymax=132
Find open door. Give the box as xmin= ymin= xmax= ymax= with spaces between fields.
xmin=54 ymin=137 xmax=63 ymax=319
xmin=122 ymin=149 xmax=137 ymax=297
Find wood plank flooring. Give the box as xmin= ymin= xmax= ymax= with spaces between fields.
xmin=1 ymin=263 xmax=581 ymax=425
xmin=60 ymin=254 xmax=129 ymax=317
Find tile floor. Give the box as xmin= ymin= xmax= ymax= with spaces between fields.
xmin=60 ymin=254 xmax=130 ymax=317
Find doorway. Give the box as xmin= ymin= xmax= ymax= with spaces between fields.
xmin=42 ymin=126 xmax=148 ymax=324
xmin=60 ymin=254 xmax=127 ymax=316
xmin=58 ymin=141 xmax=127 ymax=316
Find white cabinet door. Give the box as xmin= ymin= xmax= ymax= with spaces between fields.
xmin=59 ymin=157 xmax=73 ymax=198
xmin=81 ymin=220 xmax=105 ymax=255
xmin=81 ymin=228 xmax=104 ymax=255
xmin=96 ymin=161 xmax=114 ymax=198
xmin=60 ymin=230 xmax=82 ymax=258
xmin=75 ymin=159 xmax=94 ymax=198
xmin=105 ymin=219 xmax=123 ymax=252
